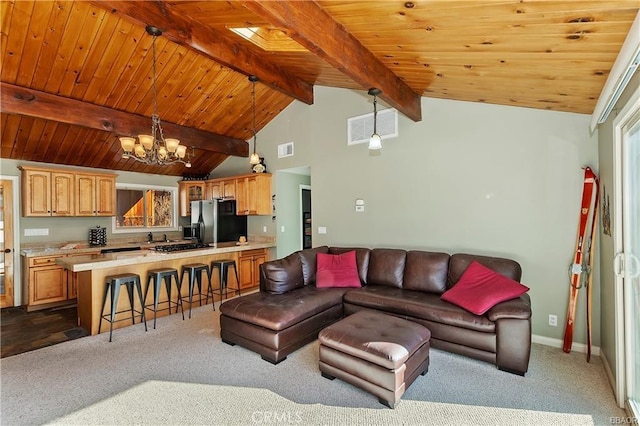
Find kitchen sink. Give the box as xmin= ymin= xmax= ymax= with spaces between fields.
xmin=101 ymin=246 xmax=141 ymax=254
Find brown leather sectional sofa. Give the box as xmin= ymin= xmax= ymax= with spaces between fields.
xmin=219 ymin=246 xmax=532 ymax=375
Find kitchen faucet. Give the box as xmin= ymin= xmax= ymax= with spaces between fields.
xmin=147 ymin=232 xmax=153 ymax=242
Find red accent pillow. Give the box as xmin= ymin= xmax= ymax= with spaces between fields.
xmin=441 ymin=260 xmax=529 ymax=315
xmin=316 ymin=251 xmax=362 ymax=288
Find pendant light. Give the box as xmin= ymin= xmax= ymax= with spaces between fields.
xmin=249 ymin=75 xmax=261 ymax=165
xmin=368 ymin=88 xmax=382 ymax=150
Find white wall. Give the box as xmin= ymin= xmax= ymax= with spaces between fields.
xmin=219 ymin=86 xmax=600 ymax=343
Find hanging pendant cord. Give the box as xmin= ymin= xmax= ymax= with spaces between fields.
xmin=252 ymin=80 xmax=257 ymax=152
xmin=373 ymin=95 xmax=378 ymax=134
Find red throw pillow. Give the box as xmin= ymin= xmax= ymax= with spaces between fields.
xmin=441 ymin=260 xmax=529 ymax=315
xmin=316 ymin=251 xmax=362 ymax=288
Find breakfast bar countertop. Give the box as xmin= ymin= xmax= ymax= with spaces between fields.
xmin=54 ymin=241 xmax=274 ymax=272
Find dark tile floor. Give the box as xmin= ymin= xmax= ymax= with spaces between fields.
xmin=1 ymin=305 xmax=88 ymax=358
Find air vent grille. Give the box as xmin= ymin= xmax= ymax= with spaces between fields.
xmin=278 ymin=142 xmax=294 ymax=158
xmin=347 ymin=108 xmax=398 ymax=145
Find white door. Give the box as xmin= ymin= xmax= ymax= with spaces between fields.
xmin=622 ymin=112 xmax=640 ymax=417
xmin=614 ymin=88 xmax=640 ymax=418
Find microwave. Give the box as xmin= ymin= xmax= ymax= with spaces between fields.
xmin=183 ymin=224 xmax=197 ymax=240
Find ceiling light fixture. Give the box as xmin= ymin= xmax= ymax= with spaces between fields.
xmin=368 ymin=88 xmax=382 ymax=150
xmin=119 ymin=26 xmax=193 ymax=167
xmin=249 ymin=75 xmax=261 ymax=165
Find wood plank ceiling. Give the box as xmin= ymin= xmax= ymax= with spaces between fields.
xmin=1 ymin=1 xmax=638 ymax=177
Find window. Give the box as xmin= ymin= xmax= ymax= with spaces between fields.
xmin=112 ymin=184 xmax=178 ymax=233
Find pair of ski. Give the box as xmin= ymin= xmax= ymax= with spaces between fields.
xmin=563 ymin=166 xmax=599 ymax=361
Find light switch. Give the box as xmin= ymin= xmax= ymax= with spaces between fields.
xmin=263 ymin=226 xmax=267 ymax=233
xmin=281 ymin=225 xmax=285 ymax=233
xmin=318 ymin=226 xmax=327 ymax=234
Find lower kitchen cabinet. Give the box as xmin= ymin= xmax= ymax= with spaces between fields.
xmin=23 ymin=252 xmax=99 ymax=311
xmin=237 ymin=249 xmax=267 ymax=290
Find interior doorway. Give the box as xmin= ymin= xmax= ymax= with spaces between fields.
xmin=301 ymin=185 xmax=311 ymax=249
xmin=1 ymin=179 xmax=16 ymax=308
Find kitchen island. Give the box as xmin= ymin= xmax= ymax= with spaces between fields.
xmin=55 ymin=242 xmax=273 ymax=336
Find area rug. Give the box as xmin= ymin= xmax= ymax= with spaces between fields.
xmin=49 ymin=380 xmax=594 ymax=425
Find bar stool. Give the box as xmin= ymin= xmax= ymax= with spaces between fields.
xmin=98 ymin=273 xmax=147 ymax=342
xmin=210 ymin=259 xmax=241 ymax=304
xmin=180 ymin=263 xmax=211 ymax=318
xmin=144 ymin=267 xmax=184 ymax=329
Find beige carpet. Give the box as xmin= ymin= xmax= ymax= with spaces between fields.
xmin=49 ymin=380 xmax=593 ymax=425
xmin=1 ymin=304 xmax=620 ymax=425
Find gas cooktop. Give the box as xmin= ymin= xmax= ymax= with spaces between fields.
xmin=153 ymin=242 xmax=210 ymax=252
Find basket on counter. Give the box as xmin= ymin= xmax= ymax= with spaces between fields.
xmin=88 ymin=226 xmax=107 ymax=246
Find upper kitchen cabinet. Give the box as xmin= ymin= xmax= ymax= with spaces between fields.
xmin=206 ymin=178 xmax=236 ymax=200
xmin=75 ymin=173 xmax=116 ymax=216
xmin=19 ymin=166 xmax=116 ymax=217
xmin=20 ymin=166 xmax=74 ymax=217
xmin=236 ymin=173 xmax=271 ymax=216
xmin=178 ymin=181 xmax=205 ymax=216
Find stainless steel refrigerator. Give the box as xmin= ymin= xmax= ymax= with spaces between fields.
xmin=190 ymin=199 xmax=247 ymax=245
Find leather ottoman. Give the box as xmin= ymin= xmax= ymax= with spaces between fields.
xmin=318 ymin=310 xmax=431 ymax=408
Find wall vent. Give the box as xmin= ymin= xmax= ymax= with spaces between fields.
xmin=347 ymin=108 xmax=398 ymax=146
xmin=277 ymin=142 xmax=294 ymax=158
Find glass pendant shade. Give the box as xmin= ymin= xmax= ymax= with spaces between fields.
xmin=138 ymin=134 xmax=154 ymax=150
xmin=165 ymin=138 xmax=180 ymax=153
xmin=119 ymin=137 xmax=136 ymax=152
xmin=369 ymin=133 xmax=382 ymax=150
xmin=176 ymin=145 xmax=187 ymax=159
xmin=134 ymin=144 xmax=146 ymax=158
xmin=249 ymin=151 xmax=260 ymax=165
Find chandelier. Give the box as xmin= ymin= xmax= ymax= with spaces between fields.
xmin=119 ymin=26 xmax=193 ymax=167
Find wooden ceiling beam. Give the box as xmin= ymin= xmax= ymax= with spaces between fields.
xmin=89 ymin=0 xmax=314 ymax=105
xmin=240 ymin=0 xmax=422 ymax=122
xmin=0 ymin=82 xmax=248 ymax=157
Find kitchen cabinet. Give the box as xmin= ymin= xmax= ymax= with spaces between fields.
xmin=206 ymin=178 xmax=236 ymax=200
xmin=20 ymin=167 xmax=74 ymax=216
xmin=24 ymin=255 xmax=67 ymax=309
xmin=178 ymin=181 xmax=205 ymax=216
xmin=235 ymin=173 xmax=271 ymax=215
xmin=19 ymin=166 xmax=115 ymax=217
xmin=75 ymin=173 xmax=116 ymax=216
xmin=23 ymin=251 xmax=100 ymax=311
xmin=237 ymin=248 xmax=268 ymax=289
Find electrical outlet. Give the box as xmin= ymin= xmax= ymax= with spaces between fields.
xmin=548 ymin=314 xmax=557 ymax=327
